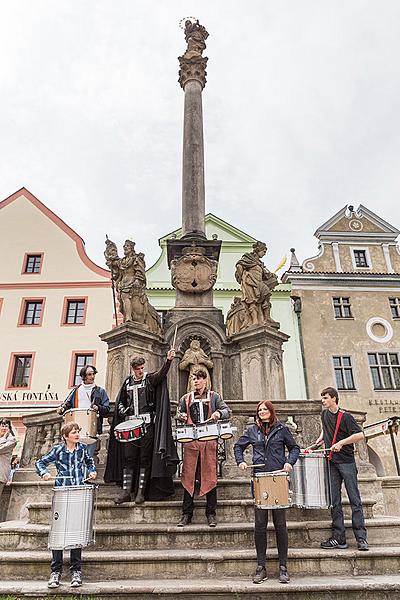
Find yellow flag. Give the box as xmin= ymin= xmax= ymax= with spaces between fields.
xmin=274 ymin=255 xmax=287 ymax=273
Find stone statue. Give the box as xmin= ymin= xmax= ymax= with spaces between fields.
xmin=226 ymin=296 xmax=249 ymax=336
xmin=179 ymin=338 xmax=213 ymax=392
xmin=233 ymin=241 xmax=278 ymax=330
xmin=183 ymin=19 xmax=209 ymax=60
xmin=104 ymin=238 xmax=161 ymax=334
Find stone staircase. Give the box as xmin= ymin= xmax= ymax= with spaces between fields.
xmin=1 ymin=478 xmax=400 ymax=599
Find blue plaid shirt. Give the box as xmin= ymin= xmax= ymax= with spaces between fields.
xmin=35 ymin=442 xmax=96 ymax=486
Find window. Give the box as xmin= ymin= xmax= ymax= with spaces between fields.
xmin=333 ymin=356 xmax=356 ymax=390
xmin=64 ymin=299 xmax=86 ymax=325
xmin=22 ymin=300 xmax=43 ymax=325
xmin=70 ymin=353 xmax=95 ymax=387
xmin=368 ymin=352 xmax=400 ymax=390
xmin=10 ymin=354 xmax=33 ymax=387
xmin=332 ymin=297 xmax=352 ymax=319
xmin=353 ymin=249 xmax=368 ymax=268
xmin=24 ymin=254 xmax=42 ymax=273
xmin=389 ymin=298 xmax=400 ymax=319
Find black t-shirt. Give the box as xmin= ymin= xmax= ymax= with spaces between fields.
xmin=321 ymin=409 xmax=362 ymax=464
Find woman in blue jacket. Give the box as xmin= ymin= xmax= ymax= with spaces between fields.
xmin=234 ymin=400 xmax=300 ymax=585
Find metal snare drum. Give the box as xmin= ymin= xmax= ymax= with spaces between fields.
xmin=196 ymin=421 xmax=219 ymax=441
xmin=48 ymin=485 xmax=96 ymax=550
xmin=253 ymin=472 xmax=290 ymax=509
xmin=63 ymin=408 xmax=97 ymax=443
xmin=176 ymin=424 xmax=196 ymax=443
xmin=290 ymin=453 xmax=331 ymax=509
xmin=218 ymin=420 xmax=234 ymax=440
xmin=114 ymin=418 xmax=146 ymax=443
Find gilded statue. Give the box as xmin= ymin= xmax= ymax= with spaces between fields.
xmin=104 ymin=238 xmax=161 ymax=334
xmin=230 ymin=241 xmax=278 ymax=332
xmin=179 ymin=338 xmax=213 ymax=392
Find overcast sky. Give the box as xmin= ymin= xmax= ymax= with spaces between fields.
xmin=1 ymin=1 xmax=400 ymax=273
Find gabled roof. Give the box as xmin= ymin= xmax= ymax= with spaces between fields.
xmin=159 ymin=213 xmax=257 ymax=244
xmin=0 ymin=187 xmax=110 ymax=277
xmin=314 ymin=204 xmax=399 ymax=242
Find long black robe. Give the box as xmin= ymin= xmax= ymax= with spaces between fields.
xmin=104 ymin=364 xmax=179 ymax=500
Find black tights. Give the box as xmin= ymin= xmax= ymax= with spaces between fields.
xmin=254 ymin=507 xmax=288 ymax=567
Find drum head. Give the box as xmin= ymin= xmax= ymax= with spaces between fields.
xmin=115 ymin=418 xmax=143 ymax=432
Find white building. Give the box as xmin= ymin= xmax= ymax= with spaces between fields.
xmin=0 ymin=188 xmax=113 ymax=441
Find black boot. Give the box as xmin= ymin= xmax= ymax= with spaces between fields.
xmin=114 ymin=468 xmax=133 ymax=504
xmin=134 ymin=467 xmax=149 ymax=504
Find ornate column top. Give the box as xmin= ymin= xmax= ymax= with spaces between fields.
xmin=178 ymin=18 xmax=209 ymax=90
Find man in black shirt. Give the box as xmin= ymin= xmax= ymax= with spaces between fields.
xmin=311 ymin=387 xmax=368 ymax=551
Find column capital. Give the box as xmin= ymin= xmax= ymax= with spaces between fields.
xmin=178 ymin=56 xmax=208 ymax=90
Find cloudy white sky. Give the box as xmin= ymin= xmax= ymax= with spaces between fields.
xmin=1 ymin=1 xmax=400 ymax=273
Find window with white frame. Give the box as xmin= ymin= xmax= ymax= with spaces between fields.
xmin=368 ymin=352 xmax=400 ymax=390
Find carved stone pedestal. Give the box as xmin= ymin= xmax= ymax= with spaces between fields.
xmin=100 ymin=322 xmax=167 ymax=401
xmin=224 ymin=324 xmax=289 ymax=402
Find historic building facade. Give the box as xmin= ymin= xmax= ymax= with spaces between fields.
xmin=283 ymin=204 xmax=400 ymax=475
xmin=0 ymin=188 xmax=113 ymax=440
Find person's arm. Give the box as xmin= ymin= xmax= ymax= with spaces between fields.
xmin=92 ymin=388 xmax=110 ymax=417
xmin=283 ymin=429 xmax=300 ymax=472
xmin=210 ymin=393 xmax=231 ymax=422
xmin=57 ymin=389 xmax=75 ymax=415
xmin=176 ymin=395 xmax=188 ymax=422
xmin=149 ymin=350 xmax=175 ymax=386
xmin=117 ymin=382 xmax=130 ymax=417
xmin=332 ymin=431 xmax=364 ymax=453
xmin=83 ymin=447 xmax=97 ymax=479
xmin=35 ymin=447 xmax=58 ymax=479
xmin=0 ymin=437 xmax=17 ymax=454
xmin=233 ymin=428 xmax=252 ymax=469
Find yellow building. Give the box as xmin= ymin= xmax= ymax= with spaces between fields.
xmin=283 ymin=204 xmax=400 ymax=475
xmin=0 ymin=188 xmax=113 ymax=440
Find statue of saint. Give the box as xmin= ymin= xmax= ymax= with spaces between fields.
xmin=234 ymin=241 xmax=278 ymax=328
xmin=226 ymin=296 xmax=249 ymax=336
xmin=179 ymin=339 xmax=213 ymax=392
xmin=183 ymin=19 xmax=209 ymax=60
xmin=104 ymin=239 xmax=161 ymax=334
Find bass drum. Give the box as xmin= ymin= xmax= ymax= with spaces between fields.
xmin=290 ymin=453 xmax=331 ymax=509
xmin=253 ymin=472 xmax=290 ymax=509
xmin=48 ymin=485 xmax=96 ymax=550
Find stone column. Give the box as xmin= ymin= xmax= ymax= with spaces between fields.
xmin=181 ymin=78 xmax=206 ymax=239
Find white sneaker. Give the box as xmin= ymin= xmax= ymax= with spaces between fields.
xmin=47 ymin=571 xmax=61 ymax=588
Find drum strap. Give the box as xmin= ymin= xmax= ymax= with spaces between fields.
xmin=328 ymin=410 xmax=344 ymax=461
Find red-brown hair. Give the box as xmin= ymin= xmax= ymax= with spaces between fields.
xmin=256 ymin=400 xmax=278 ymax=432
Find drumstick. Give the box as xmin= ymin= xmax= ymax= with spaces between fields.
xmin=245 ymin=463 xmax=266 ymax=468
xmin=172 ymin=324 xmax=178 ymax=349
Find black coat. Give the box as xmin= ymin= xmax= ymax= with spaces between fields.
xmin=104 ymin=364 xmax=178 ymax=500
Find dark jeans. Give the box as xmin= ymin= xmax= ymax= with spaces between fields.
xmin=254 ymin=507 xmax=288 ymax=568
xmin=182 ymin=487 xmax=217 ymax=517
xmin=330 ymin=461 xmax=367 ymax=543
xmin=123 ymin=424 xmax=154 ymax=470
xmin=51 ymin=548 xmax=82 ymax=573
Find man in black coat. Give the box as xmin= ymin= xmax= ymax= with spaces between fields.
xmin=104 ymin=349 xmax=178 ymax=504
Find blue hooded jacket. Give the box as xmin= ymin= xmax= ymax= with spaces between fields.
xmin=234 ymin=421 xmax=300 ymax=472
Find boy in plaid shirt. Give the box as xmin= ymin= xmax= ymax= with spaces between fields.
xmin=35 ymin=421 xmax=96 ymax=588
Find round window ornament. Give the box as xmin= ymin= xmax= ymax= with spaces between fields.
xmin=349 ymin=219 xmax=363 ymax=231
xmin=366 ymin=317 xmax=393 ymax=343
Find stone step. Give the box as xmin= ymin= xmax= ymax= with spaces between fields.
xmin=0 ymin=517 xmax=398 ymax=551
xmin=26 ymin=496 xmax=376 ymax=525
xmin=0 ymin=546 xmax=399 ymax=581
xmin=1 ymin=575 xmax=400 ymax=599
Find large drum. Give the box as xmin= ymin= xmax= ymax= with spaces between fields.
xmin=114 ymin=418 xmax=146 ymax=443
xmin=290 ymin=453 xmax=331 ymax=509
xmin=48 ymin=485 xmax=96 ymax=550
xmin=63 ymin=409 xmax=97 ymax=444
xmin=253 ymin=472 xmax=290 ymax=509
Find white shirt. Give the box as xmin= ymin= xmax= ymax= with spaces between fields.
xmin=77 ymin=383 xmax=95 ymax=409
